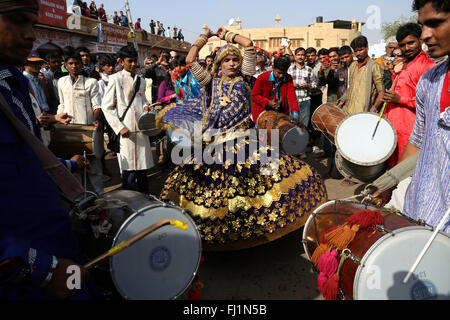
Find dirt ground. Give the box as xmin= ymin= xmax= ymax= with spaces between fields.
xmin=97 ymin=145 xmax=362 ymax=300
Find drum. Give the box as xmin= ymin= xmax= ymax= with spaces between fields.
xmin=256 ymin=111 xmax=309 ymax=155
xmin=335 ymin=113 xmax=397 ymax=183
xmin=311 ymin=103 xmax=347 ymax=144
xmin=110 ymin=197 xmax=201 ymax=300
xmin=302 ymin=200 xmax=450 ymax=300
xmin=48 ymin=123 xmax=96 ymax=159
xmin=71 ymin=190 xmax=202 ymax=300
xmin=138 ymin=111 xmax=162 ymax=137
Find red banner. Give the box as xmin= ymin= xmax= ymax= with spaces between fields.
xmin=38 ymin=0 xmax=67 ymax=28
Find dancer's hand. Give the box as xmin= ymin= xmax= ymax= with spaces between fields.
xmin=216 ymin=27 xmax=227 ymax=40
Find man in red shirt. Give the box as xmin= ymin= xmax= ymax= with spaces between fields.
xmin=97 ymin=3 xmax=106 ymax=22
xmin=383 ymin=22 xmax=435 ymax=167
xmin=251 ymin=56 xmax=300 ymax=124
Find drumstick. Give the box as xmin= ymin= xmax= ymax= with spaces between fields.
xmin=83 ymin=151 xmax=87 ymax=199
xmin=371 ymin=102 xmax=387 ymax=140
xmin=403 ymin=207 xmax=450 ymax=284
xmin=83 ymin=219 xmax=188 ymax=270
xmin=371 ymin=75 xmax=400 ymax=140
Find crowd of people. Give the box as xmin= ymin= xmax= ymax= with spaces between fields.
xmin=0 ymin=0 xmax=448 ymax=301
xmin=72 ymin=1 xmax=185 ymax=42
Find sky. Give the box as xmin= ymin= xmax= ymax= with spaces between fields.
xmin=67 ymin=0 xmax=418 ymax=45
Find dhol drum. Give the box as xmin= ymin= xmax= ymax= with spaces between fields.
xmin=256 ymin=111 xmax=309 ymax=155
xmin=138 ymin=111 xmax=163 ymax=137
xmin=302 ymin=200 xmax=450 ymax=300
xmin=70 ymin=190 xmax=202 ymax=300
xmin=311 ymin=103 xmax=347 ymax=144
xmin=49 ymin=123 xmax=100 ymax=159
xmin=335 ymin=113 xmax=397 ymax=183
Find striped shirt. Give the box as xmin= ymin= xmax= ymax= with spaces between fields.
xmin=404 ymin=59 xmax=450 ymax=233
xmin=287 ymin=63 xmax=317 ymax=100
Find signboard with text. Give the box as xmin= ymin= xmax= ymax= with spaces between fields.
xmin=98 ymin=23 xmax=129 ymax=46
xmin=38 ymin=0 xmax=67 ymax=28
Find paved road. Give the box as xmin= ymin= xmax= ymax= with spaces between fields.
xmin=100 ymin=150 xmax=361 ymax=300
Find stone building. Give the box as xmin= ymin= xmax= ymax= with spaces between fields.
xmin=199 ymin=16 xmax=363 ymax=58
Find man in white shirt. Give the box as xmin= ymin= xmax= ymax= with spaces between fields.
xmin=57 ymin=48 xmax=104 ymax=195
xmin=101 ymin=45 xmax=154 ymax=193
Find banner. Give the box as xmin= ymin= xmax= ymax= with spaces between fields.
xmin=33 ymin=30 xmax=71 ymax=50
xmin=98 ymin=23 xmax=129 ymax=46
xmin=38 ymin=0 xmax=67 ymax=28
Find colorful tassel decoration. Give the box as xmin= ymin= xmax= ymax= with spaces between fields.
xmin=318 ymin=248 xmax=338 ymax=277
xmin=319 ymin=225 xmax=341 ymax=244
xmin=317 ymin=272 xmax=328 ymax=292
xmin=311 ymin=243 xmax=329 ymax=266
xmin=347 ymin=209 xmax=384 ymax=229
xmin=322 ymin=251 xmax=348 ymax=300
xmin=188 ymin=280 xmax=204 ymax=300
xmin=325 ymin=224 xmax=360 ymax=250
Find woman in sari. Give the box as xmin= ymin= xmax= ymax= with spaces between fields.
xmin=157 ymin=27 xmax=327 ymax=250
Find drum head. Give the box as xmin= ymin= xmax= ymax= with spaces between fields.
xmin=138 ymin=112 xmax=162 ymax=137
xmin=336 ymin=113 xmax=397 ymax=166
xmin=282 ymin=127 xmax=309 ymax=155
xmin=110 ymin=204 xmax=201 ymax=300
xmin=354 ymin=226 xmax=450 ymax=300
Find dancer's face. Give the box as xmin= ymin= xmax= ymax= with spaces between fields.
xmin=220 ymin=54 xmax=240 ymax=77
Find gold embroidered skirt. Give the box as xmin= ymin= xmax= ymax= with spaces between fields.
xmin=160 ymin=141 xmax=328 ymax=251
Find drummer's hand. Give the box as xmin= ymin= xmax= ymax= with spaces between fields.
xmin=292 ymin=118 xmax=305 ymax=129
xmin=372 ymin=188 xmax=394 ymax=207
xmin=37 ymin=114 xmax=51 ymax=128
xmin=215 ymin=27 xmax=227 ymax=40
xmin=266 ymin=100 xmax=277 ymax=109
xmin=54 ymin=113 xmax=73 ymax=125
xmin=383 ymin=89 xmax=401 ymax=104
xmin=119 ymin=128 xmax=131 ymax=138
xmin=71 ymin=154 xmax=90 ymax=171
xmin=42 ymin=259 xmax=90 ymax=300
xmin=144 ymin=106 xmax=150 ymax=112
xmin=337 ymin=100 xmax=345 ymax=108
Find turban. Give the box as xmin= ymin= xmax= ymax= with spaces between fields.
xmin=0 ymin=0 xmax=39 ymax=14
xmin=210 ymin=44 xmax=243 ymax=77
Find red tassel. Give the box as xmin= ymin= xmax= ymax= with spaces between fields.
xmin=317 ymin=272 xmax=328 ymax=292
xmin=318 ymin=249 xmax=338 ymax=277
xmin=322 ymin=274 xmax=340 ymax=300
xmin=188 ymin=281 xmax=204 ymax=300
xmin=325 ymin=224 xmax=359 ymax=250
xmin=311 ymin=243 xmax=329 ymax=266
xmin=347 ymin=210 xmax=384 ymax=229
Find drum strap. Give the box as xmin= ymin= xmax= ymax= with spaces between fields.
xmin=0 ymin=92 xmax=85 ymax=202
xmin=364 ymin=59 xmax=375 ymax=112
xmin=119 ymin=76 xmax=141 ymax=122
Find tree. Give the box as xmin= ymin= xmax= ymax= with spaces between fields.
xmin=381 ymin=15 xmax=418 ymax=41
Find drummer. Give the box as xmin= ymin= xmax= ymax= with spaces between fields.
xmin=57 ymin=48 xmax=104 ymax=195
xmin=251 ymin=56 xmax=302 ymax=132
xmin=371 ymin=0 xmax=450 ymax=234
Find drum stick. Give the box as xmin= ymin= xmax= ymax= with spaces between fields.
xmin=83 ymin=219 xmax=188 ymax=270
xmin=403 ymin=207 xmax=450 ymax=284
xmin=83 ymin=151 xmax=87 ymax=199
xmin=371 ymin=75 xmax=400 ymax=140
xmin=371 ymin=102 xmax=387 ymax=140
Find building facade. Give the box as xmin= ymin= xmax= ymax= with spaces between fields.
xmin=199 ymin=16 xmax=363 ymax=58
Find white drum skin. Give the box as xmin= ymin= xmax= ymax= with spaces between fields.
xmin=354 ymin=226 xmax=450 ymax=300
xmin=110 ymin=204 xmax=202 ymax=300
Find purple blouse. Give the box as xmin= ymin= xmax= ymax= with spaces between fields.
xmin=158 ymin=80 xmax=176 ymax=105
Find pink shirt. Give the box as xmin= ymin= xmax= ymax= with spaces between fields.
xmin=385 ymin=50 xmax=436 ymax=167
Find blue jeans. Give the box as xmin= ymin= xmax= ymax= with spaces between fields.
xmin=298 ymin=100 xmax=311 ymax=128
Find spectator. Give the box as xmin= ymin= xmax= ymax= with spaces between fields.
xmin=135 ymin=18 xmax=142 ymax=30
xmin=23 ymin=51 xmax=50 ymax=113
xmin=72 ymin=0 xmax=83 ymax=14
xmin=337 ymin=45 xmax=353 ymax=101
xmin=44 ymin=51 xmax=64 ymax=114
xmin=149 ymin=19 xmax=156 ymax=34
xmin=177 ymin=28 xmax=184 ymax=41
xmin=97 ymin=3 xmax=107 ymax=22
xmin=113 ymin=11 xmax=120 ymax=25
xmin=76 ymin=47 xmax=100 ymax=80
xmin=318 ymin=47 xmax=341 ymax=104
xmin=119 ymin=11 xmax=128 ymax=27
xmin=82 ymin=2 xmax=89 ymax=17
xmin=158 ymin=23 xmax=165 ymax=36
xmin=144 ymin=51 xmax=170 ymax=103
xmin=89 ymin=1 xmax=98 ymax=20
xmin=156 ymin=21 xmax=161 ymax=35
xmin=167 ymin=26 xmax=171 ymax=38
xmin=173 ymin=27 xmax=178 ymax=39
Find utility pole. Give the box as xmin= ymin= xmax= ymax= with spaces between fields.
xmin=125 ymin=0 xmax=140 ymax=62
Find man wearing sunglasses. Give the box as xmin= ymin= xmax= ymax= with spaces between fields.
xmin=383 ymin=22 xmax=435 ymax=167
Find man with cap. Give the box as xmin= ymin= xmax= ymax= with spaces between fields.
xmin=23 ymin=50 xmax=50 ymax=113
xmin=0 ymin=0 xmax=101 ymax=300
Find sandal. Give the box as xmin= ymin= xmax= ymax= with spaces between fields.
xmin=340 ymin=178 xmax=357 ymax=186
